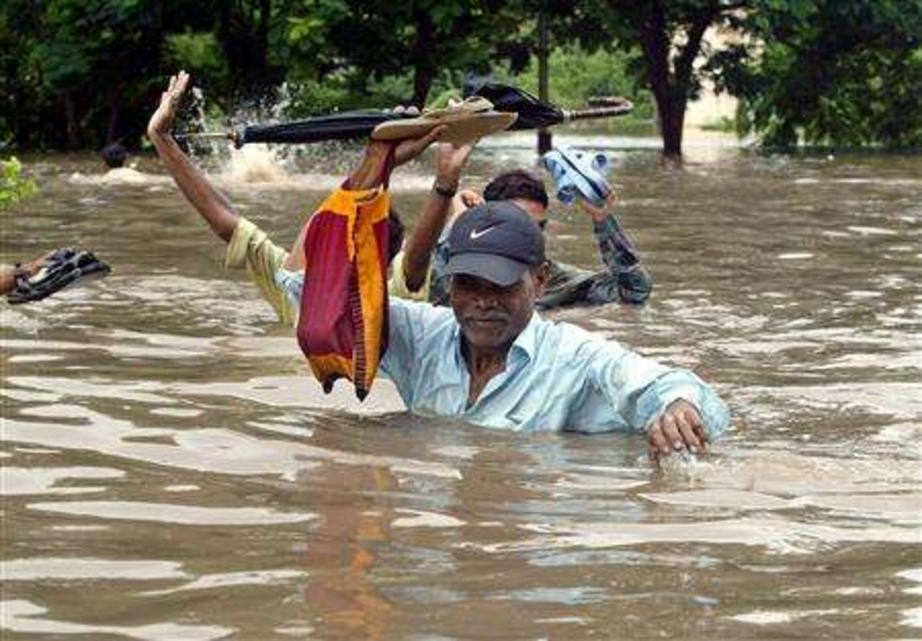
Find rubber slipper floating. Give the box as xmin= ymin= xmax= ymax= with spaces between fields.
xmin=7 ymin=248 xmax=111 ymax=304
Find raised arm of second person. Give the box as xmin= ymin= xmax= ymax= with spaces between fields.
xmin=146 ymin=71 xmax=239 ymax=242
xmin=399 ymin=141 xmax=475 ymax=292
xmin=578 ymin=193 xmax=653 ymax=305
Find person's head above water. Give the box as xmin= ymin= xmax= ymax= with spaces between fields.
xmin=446 ymin=201 xmax=549 ymax=351
xmin=101 ymin=143 xmax=127 ymax=169
xmin=483 ymin=170 xmax=549 ymax=227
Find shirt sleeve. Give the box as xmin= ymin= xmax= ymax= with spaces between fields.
xmin=575 ymin=336 xmax=729 ymax=439
xmin=592 ymin=214 xmax=653 ymax=305
xmin=225 ymin=217 xmax=297 ymax=326
xmin=387 ymin=251 xmax=431 ymax=302
xmin=427 ymin=237 xmax=453 ymax=307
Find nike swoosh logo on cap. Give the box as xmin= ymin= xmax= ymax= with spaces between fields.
xmin=470 ymin=225 xmax=498 ymax=240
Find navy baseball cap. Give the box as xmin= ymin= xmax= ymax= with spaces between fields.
xmin=447 ymin=201 xmax=546 ymax=286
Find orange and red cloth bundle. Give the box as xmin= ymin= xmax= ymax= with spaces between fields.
xmin=296 ymin=183 xmax=391 ymax=400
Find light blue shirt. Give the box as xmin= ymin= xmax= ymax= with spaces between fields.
xmin=275 ymin=268 xmax=728 ymax=434
xmin=381 ymin=297 xmax=729 ymax=435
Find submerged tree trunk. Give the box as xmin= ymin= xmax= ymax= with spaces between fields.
xmin=106 ymin=83 xmax=122 ymax=144
xmin=638 ymin=1 xmax=715 ymax=159
xmin=411 ymin=11 xmax=435 ymax=107
xmin=255 ymin=0 xmax=271 ymax=84
xmin=63 ymin=91 xmax=81 ymax=149
xmin=220 ymin=0 xmax=274 ymax=101
xmin=658 ymin=94 xmax=686 ymax=158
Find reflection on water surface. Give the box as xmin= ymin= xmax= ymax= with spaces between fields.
xmin=2 ymin=139 xmax=921 ymax=638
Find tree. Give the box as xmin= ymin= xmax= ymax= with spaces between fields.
xmin=1 ymin=0 xmax=164 ymax=149
xmin=216 ymin=0 xmax=289 ymax=102
xmin=0 ymin=0 xmax=296 ymax=150
xmin=711 ymin=0 xmax=922 ymax=149
xmin=557 ymin=0 xmax=751 ymax=158
xmin=287 ymin=0 xmax=531 ymax=107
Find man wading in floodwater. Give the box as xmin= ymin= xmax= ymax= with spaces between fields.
xmin=149 ymin=71 xmax=728 ymax=460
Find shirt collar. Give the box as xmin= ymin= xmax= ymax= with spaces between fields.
xmin=510 ymin=312 xmax=541 ymax=362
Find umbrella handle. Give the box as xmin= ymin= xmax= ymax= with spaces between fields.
xmin=173 ymin=130 xmax=243 ymax=148
xmin=562 ymin=101 xmax=634 ymax=121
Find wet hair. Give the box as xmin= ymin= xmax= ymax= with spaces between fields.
xmin=483 ymin=169 xmax=548 ymax=208
xmin=387 ymin=208 xmax=404 ymax=263
xmin=101 ymin=143 xmax=127 ymax=169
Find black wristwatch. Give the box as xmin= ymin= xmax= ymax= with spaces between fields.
xmin=433 ymin=180 xmax=457 ymax=198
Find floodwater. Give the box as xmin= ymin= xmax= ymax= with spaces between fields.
xmin=2 ymin=133 xmax=921 ymax=639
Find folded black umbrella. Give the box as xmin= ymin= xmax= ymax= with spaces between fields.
xmin=177 ymin=83 xmax=633 ymax=148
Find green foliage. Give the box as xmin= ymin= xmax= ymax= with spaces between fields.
xmin=496 ymin=45 xmax=653 ymax=118
xmin=285 ymin=78 xmax=354 ymax=118
xmin=712 ymin=0 xmax=922 ymax=149
xmin=286 ymin=0 xmax=531 ymax=105
xmin=1 ymin=0 xmax=163 ymax=149
xmin=0 ymin=157 xmax=37 ymax=209
xmin=166 ymin=32 xmax=228 ymax=78
xmin=548 ymin=0 xmax=753 ymax=155
xmin=1 ymin=0 xmax=919 ymax=153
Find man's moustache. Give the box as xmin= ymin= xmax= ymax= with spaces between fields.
xmin=464 ymin=314 xmax=509 ymax=322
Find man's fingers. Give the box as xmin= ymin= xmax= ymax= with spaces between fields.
xmin=649 ymin=402 xmax=713 ymax=464
xmin=421 ymin=125 xmax=446 ymax=145
xmin=659 ymin=414 xmax=686 ymax=452
xmin=674 ymin=414 xmax=703 ymax=453
xmin=575 ymin=197 xmax=604 ymax=218
xmin=393 ymin=125 xmax=444 ymax=165
xmin=647 ymin=423 xmax=671 ymax=457
xmin=403 ymin=125 xmax=443 ymax=153
xmin=678 ymin=404 xmax=708 ymax=445
xmin=392 ymin=105 xmax=420 ymax=116
xmin=459 ymin=190 xmax=482 ymax=208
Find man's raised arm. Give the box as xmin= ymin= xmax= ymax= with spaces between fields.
xmin=400 ymin=142 xmax=475 ymax=292
xmin=577 ymin=193 xmax=653 ymax=305
xmin=284 ymin=126 xmax=449 ymax=272
xmin=146 ymin=71 xmax=239 ymax=243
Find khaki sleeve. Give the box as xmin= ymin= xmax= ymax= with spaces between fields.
xmin=387 ymin=251 xmax=431 ymax=302
xmin=225 ymin=217 xmax=298 ymax=326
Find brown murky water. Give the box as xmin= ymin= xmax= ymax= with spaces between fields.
xmin=2 ymin=135 xmax=921 ymax=639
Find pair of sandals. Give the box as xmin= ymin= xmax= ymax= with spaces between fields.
xmin=371 ymin=96 xmax=517 ymax=146
xmin=7 ymin=248 xmax=110 ymax=305
xmin=541 ymin=147 xmax=612 ymax=208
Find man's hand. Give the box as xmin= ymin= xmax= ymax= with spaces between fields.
xmin=575 ymin=190 xmax=618 ymax=224
xmin=350 ymin=125 xmax=445 ymax=190
xmin=393 ymin=125 xmax=446 ymax=167
xmin=147 ymin=71 xmax=190 ymax=140
xmin=435 ymin=140 xmax=475 ymax=189
xmin=458 ymin=189 xmax=483 ymax=209
xmin=647 ymin=399 xmax=708 ymax=461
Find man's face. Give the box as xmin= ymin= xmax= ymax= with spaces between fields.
xmin=510 ymin=198 xmax=548 ymax=230
xmin=450 ymin=266 xmax=548 ymax=351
